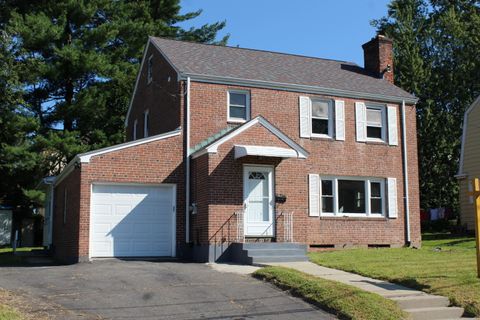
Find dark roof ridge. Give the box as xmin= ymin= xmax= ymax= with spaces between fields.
xmin=150 ymin=36 xmax=357 ymax=66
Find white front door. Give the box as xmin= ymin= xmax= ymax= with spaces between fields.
xmin=243 ymin=166 xmax=274 ymax=236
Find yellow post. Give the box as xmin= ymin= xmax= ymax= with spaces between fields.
xmin=468 ymin=178 xmax=480 ymax=278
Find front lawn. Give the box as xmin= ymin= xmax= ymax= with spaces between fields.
xmin=254 ymin=266 xmax=407 ymax=320
xmin=0 ymin=290 xmax=23 ymax=320
xmin=0 ymin=305 xmax=22 ymax=320
xmin=309 ymin=233 xmax=480 ymax=317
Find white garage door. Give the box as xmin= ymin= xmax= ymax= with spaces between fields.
xmin=90 ymin=184 xmax=175 ymax=258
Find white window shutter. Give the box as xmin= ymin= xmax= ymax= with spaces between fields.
xmin=387 ymin=177 xmax=398 ymax=218
xmin=299 ymin=96 xmax=311 ymax=138
xmin=335 ymin=100 xmax=345 ymax=141
xmin=387 ymin=106 xmax=398 ymax=146
xmin=355 ymin=102 xmax=366 ymax=142
xmin=309 ymin=174 xmax=320 ymax=217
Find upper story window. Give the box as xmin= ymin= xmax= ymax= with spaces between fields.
xmin=355 ymin=102 xmax=398 ymax=146
xmin=299 ymin=96 xmax=343 ymax=140
xmin=366 ymin=105 xmax=386 ymax=141
xmin=311 ymin=99 xmax=333 ymax=138
xmin=147 ymin=55 xmax=153 ymax=84
xmin=133 ymin=119 xmax=138 ymax=140
xmin=228 ymin=90 xmax=250 ymax=122
xmin=143 ymin=110 xmax=149 ymax=138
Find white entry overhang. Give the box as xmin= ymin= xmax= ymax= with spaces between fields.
xmin=234 ymin=145 xmax=299 ymax=159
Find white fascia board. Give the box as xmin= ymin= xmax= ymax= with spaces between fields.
xmin=181 ymin=73 xmax=419 ymax=105
xmin=78 ymin=129 xmax=181 ymax=163
xmin=457 ymin=95 xmax=480 ymax=176
xmin=234 ymin=145 xmax=298 ymax=159
xmin=191 ymin=116 xmax=308 ymax=159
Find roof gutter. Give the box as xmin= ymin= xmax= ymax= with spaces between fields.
xmin=401 ymin=100 xmax=411 ymax=245
xmin=179 ymin=73 xmax=419 ymax=105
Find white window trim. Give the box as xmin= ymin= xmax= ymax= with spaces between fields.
xmin=143 ymin=110 xmax=149 ymax=138
xmin=133 ymin=119 xmax=138 ymax=140
xmin=310 ymin=99 xmax=334 ymax=139
xmin=147 ymin=55 xmax=153 ymax=84
xmin=365 ymin=104 xmax=387 ymax=142
xmin=320 ymin=176 xmax=385 ymax=218
xmin=227 ymin=90 xmax=250 ymax=123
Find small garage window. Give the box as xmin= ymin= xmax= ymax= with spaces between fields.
xmin=63 ymin=188 xmax=68 ymax=225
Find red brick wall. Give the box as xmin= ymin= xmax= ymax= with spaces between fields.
xmin=52 ymin=168 xmax=82 ymax=263
xmin=362 ymin=35 xmax=394 ymax=83
xmin=126 ymin=43 xmax=182 ymax=141
xmin=189 ymin=81 xmax=421 ymax=248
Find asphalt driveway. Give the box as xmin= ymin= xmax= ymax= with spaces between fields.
xmin=0 ymin=260 xmax=335 ymax=319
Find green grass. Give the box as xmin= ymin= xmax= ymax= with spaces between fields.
xmin=254 ymin=266 xmax=407 ymax=320
xmin=309 ymin=233 xmax=480 ymax=316
xmin=0 ymin=305 xmax=22 ymax=320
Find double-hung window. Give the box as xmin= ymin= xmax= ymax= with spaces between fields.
xmin=366 ymin=105 xmax=386 ymax=141
xmin=143 ymin=110 xmax=149 ymax=138
xmin=133 ymin=119 xmax=138 ymax=140
xmin=228 ymin=90 xmax=250 ymax=122
xmin=300 ymin=96 xmax=340 ymax=139
xmin=147 ymin=55 xmax=153 ymax=84
xmin=311 ymin=99 xmax=333 ymax=137
xmin=319 ymin=177 xmax=385 ymax=217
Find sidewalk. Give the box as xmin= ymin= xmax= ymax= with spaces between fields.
xmin=269 ymin=261 xmax=471 ymax=320
xmin=209 ymin=261 xmax=473 ymax=319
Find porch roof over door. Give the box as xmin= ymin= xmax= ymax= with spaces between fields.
xmin=234 ymin=145 xmax=299 ymax=159
xmin=191 ymin=116 xmax=309 ymax=159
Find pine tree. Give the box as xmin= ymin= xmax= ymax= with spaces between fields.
xmin=374 ymin=0 xmax=480 ymax=213
xmin=0 ymin=0 xmax=227 ymax=210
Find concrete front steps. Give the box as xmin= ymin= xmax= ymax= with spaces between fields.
xmin=391 ymin=294 xmax=469 ymax=319
xmin=230 ymin=242 xmax=308 ymax=265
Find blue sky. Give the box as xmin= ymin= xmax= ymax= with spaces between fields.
xmin=178 ymin=0 xmax=391 ymax=66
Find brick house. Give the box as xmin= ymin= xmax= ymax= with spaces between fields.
xmin=44 ymin=35 xmax=421 ymax=264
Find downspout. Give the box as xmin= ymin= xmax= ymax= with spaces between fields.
xmin=401 ymin=100 xmax=411 ymax=244
xmin=185 ymin=77 xmax=191 ymax=243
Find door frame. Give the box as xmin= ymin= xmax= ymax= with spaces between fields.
xmin=88 ymin=182 xmax=177 ymax=260
xmin=242 ymin=164 xmax=275 ymax=237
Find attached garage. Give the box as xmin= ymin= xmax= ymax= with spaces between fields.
xmin=90 ymin=184 xmax=176 ymax=258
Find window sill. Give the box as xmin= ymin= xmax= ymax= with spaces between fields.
xmin=227 ymin=119 xmax=247 ymax=124
xmin=310 ymin=135 xmax=334 ymax=141
xmin=364 ymin=140 xmax=387 ymax=145
xmin=319 ymin=215 xmax=387 ymax=221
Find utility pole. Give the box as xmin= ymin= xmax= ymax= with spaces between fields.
xmin=468 ymin=178 xmax=480 ymax=278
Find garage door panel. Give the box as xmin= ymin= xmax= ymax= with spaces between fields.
xmin=93 ymin=204 xmax=112 ymax=216
xmin=90 ymin=184 xmax=174 ymax=258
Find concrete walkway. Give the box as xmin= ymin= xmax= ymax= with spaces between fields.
xmin=208 ymin=261 xmax=475 ymax=319
xmin=269 ymin=261 xmax=472 ymax=320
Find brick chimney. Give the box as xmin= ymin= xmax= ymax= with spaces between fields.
xmin=362 ymin=35 xmax=394 ymax=84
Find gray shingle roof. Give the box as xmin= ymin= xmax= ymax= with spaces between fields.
xmin=150 ymin=37 xmax=416 ymax=102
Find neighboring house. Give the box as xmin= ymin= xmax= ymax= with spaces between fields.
xmin=457 ymin=95 xmax=480 ymax=231
xmin=43 ymin=35 xmax=421 ymax=264
xmin=0 ymin=207 xmax=13 ymax=246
